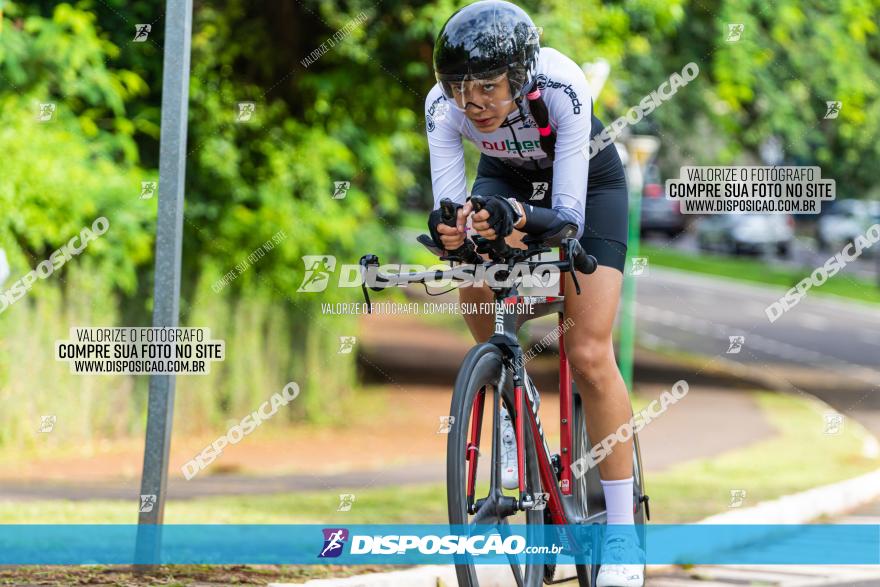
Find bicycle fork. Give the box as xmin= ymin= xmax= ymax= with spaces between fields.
xmin=465 ymin=387 xmax=485 ymax=515
xmin=467 ymin=374 xmax=521 ymax=521
xmin=513 ymin=370 xmax=537 ymax=511
xmin=464 ymin=368 xmax=544 ymax=517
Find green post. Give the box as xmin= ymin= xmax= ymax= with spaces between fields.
xmin=617 ymin=135 xmax=658 ymax=394
xmin=619 ymin=186 xmax=641 ymax=393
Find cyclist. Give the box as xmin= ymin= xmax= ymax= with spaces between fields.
xmin=425 ymin=2 xmax=643 ymax=585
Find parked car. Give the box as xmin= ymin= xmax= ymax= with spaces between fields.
xmin=696 ymin=214 xmax=795 ymax=257
xmin=640 ymin=164 xmax=685 ymax=237
xmin=816 ymin=199 xmax=880 ymax=252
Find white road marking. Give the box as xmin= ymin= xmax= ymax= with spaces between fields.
xmin=636 ymin=303 xmax=880 ymax=388
xmin=797 ymin=314 xmax=829 ymax=331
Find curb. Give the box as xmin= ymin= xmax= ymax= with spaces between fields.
xmin=270 ymin=565 xmax=582 ymax=586
xmin=272 ymin=395 xmax=880 ymax=586
xmin=270 ymin=565 xmax=570 ymax=586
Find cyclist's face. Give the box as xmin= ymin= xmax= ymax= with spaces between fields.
xmin=450 ymin=73 xmax=516 ymax=133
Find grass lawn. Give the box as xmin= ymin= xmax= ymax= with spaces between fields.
xmin=2 ymin=389 xmax=875 ymax=526
xmin=641 ymin=244 xmax=880 ymax=305
xmin=645 ymin=390 xmax=878 ymax=522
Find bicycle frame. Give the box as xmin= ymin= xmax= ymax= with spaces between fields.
xmin=464 ymin=250 xmax=605 ymax=529
xmin=359 ymin=232 xmax=645 ymax=579
xmin=359 ymin=233 xmax=605 ymax=530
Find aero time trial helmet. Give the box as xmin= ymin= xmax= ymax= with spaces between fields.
xmin=433 ymin=0 xmax=540 ymax=110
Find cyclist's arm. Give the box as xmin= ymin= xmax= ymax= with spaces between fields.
xmin=522 ymin=52 xmax=592 ymax=239
xmin=426 ymin=88 xmax=467 ymax=209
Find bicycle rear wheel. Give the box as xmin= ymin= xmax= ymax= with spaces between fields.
xmin=447 ymin=343 xmax=546 ymax=587
xmin=572 ymin=385 xmax=598 ymax=586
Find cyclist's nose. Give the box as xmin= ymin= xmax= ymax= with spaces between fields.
xmin=465 ymin=98 xmax=488 ymax=113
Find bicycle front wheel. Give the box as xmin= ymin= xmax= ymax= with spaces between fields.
xmin=447 ymin=343 xmax=545 ymax=587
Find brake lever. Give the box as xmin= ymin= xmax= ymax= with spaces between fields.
xmin=564 ymin=240 xmax=582 ymax=295
xmin=358 ymin=254 xmax=380 ymax=313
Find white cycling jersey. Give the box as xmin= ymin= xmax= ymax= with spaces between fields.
xmin=425 ymin=47 xmax=592 ymax=239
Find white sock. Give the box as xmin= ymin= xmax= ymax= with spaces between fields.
xmin=600 ymin=476 xmax=635 ymax=526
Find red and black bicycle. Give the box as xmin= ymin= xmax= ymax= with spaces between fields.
xmin=360 ymin=195 xmax=649 ymax=587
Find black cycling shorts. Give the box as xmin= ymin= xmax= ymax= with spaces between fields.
xmin=471 ymin=114 xmax=629 ymax=272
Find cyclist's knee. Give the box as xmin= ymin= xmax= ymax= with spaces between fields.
xmin=566 ymin=337 xmax=616 ymax=385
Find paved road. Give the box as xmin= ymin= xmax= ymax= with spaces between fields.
xmin=645 ymin=232 xmax=880 ymax=282
xmin=633 ymin=266 xmax=880 ymax=435
xmin=647 ymin=498 xmax=880 ymax=586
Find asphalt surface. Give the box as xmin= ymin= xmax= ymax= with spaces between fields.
xmin=633 ymin=266 xmax=880 ymax=435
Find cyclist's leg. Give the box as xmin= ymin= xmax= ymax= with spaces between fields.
xmin=564 ymin=125 xmax=645 ymax=586
xmin=561 ymin=149 xmax=636 ymax=518
xmin=563 ymin=264 xmax=630 ymax=480
xmin=458 ymin=284 xmax=494 ymax=342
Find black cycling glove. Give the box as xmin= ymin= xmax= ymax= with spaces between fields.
xmin=478 ymin=195 xmax=520 ymax=239
xmin=428 ymin=203 xmax=462 ymax=250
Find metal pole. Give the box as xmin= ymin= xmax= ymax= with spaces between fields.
xmin=135 ymin=0 xmax=193 ymax=564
